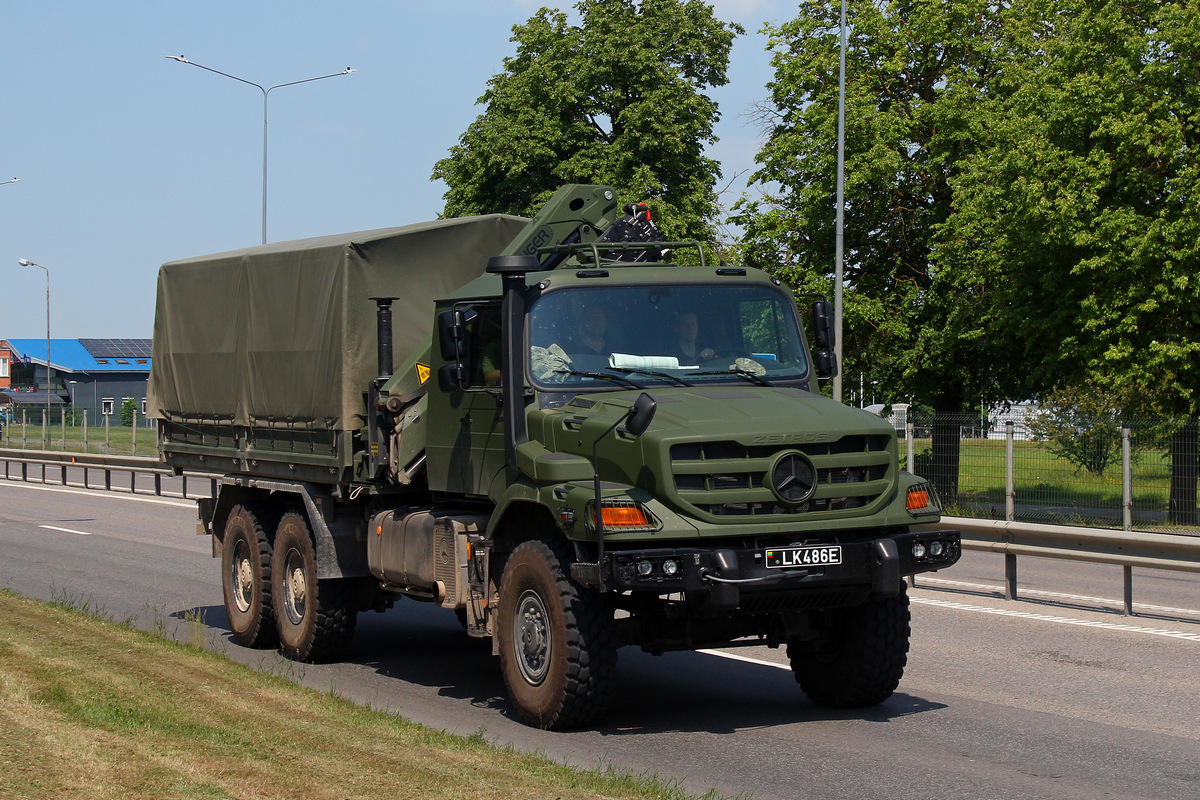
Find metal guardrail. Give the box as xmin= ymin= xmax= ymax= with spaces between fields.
xmin=4 ymin=450 xmax=1197 ymax=616
xmin=924 ymin=516 xmax=1200 ymax=615
xmin=0 ymin=448 xmax=215 ymax=499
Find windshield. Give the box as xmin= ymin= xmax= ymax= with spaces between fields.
xmin=528 ymin=283 xmax=811 ymax=389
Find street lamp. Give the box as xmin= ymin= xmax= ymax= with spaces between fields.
xmin=17 ymin=258 xmax=50 ymax=447
xmin=166 ymin=55 xmax=355 ymax=244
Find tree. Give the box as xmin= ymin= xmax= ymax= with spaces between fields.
xmin=119 ymin=398 xmax=137 ymax=428
xmin=432 ymin=0 xmax=743 ymax=241
xmin=934 ymin=0 xmax=1200 ymax=521
xmin=1026 ymin=384 xmax=1122 ymax=476
xmin=737 ymin=0 xmax=1200 ymax=513
xmin=734 ymin=0 xmax=1008 ymax=498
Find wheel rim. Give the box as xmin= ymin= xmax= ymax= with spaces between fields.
xmin=230 ymin=538 xmax=253 ymax=613
xmin=281 ymin=546 xmax=307 ymax=625
xmin=513 ymin=588 xmax=550 ymax=685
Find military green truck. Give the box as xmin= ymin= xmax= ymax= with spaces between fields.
xmin=148 ymin=184 xmax=959 ymax=729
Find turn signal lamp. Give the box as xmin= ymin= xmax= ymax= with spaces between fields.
xmin=588 ymin=500 xmax=656 ymax=532
xmin=905 ymin=483 xmax=942 ymax=517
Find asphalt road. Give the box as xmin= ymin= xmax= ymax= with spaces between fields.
xmin=2 ymin=476 xmax=1198 ymax=800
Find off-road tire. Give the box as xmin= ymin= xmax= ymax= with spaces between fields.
xmin=788 ymin=587 xmax=911 ymax=707
xmin=271 ymin=511 xmax=357 ymax=662
xmin=220 ymin=504 xmax=277 ymax=649
xmin=497 ymin=538 xmax=617 ymax=729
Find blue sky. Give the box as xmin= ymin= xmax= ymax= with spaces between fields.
xmin=2 ymin=1 xmax=792 ymax=338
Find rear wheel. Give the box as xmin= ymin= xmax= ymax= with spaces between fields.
xmin=220 ymin=504 xmax=276 ymax=648
xmin=788 ymin=587 xmax=911 ymax=707
xmin=271 ymin=512 xmax=357 ymax=662
xmin=496 ymin=539 xmax=616 ymax=729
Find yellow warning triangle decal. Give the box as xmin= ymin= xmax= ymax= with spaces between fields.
xmin=416 ymin=363 xmax=431 ymax=384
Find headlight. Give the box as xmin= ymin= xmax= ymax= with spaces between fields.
xmin=662 ymin=559 xmax=679 ymax=576
xmin=637 ymin=559 xmax=654 ymax=576
xmin=930 ymin=540 xmax=945 ymax=557
xmin=912 ymin=542 xmax=927 ymax=559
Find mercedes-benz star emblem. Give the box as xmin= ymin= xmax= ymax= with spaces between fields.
xmin=770 ymin=452 xmax=816 ymax=504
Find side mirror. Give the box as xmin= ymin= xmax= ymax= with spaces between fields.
xmin=625 ymin=392 xmax=657 ymax=437
xmin=812 ymin=300 xmax=835 ymax=350
xmin=811 ymin=300 xmax=839 ymax=379
xmin=437 ymin=307 xmax=478 ymax=361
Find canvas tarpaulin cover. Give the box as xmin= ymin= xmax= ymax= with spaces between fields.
xmin=147 ymin=214 xmax=528 ymax=431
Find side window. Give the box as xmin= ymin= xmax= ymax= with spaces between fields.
xmin=101 ymin=398 xmax=114 ymax=416
xmin=466 ymin=305 xmax=503 ymax=388
xmin=0 ymin=356 xmax=8 ymax=378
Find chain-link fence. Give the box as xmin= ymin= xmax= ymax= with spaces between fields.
xmin=899 ymin=413 xmax=1199 ymax=535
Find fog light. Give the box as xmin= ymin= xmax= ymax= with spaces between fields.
xmin=912 ymin=542 xmax=927 ymax=559
xmin=662 ymin=559 xmax=679 ymax=576
xmin=930 ymin=540 xmax=945 ymax=557
xmin=637 ymin=559 xmax=654 ymax=576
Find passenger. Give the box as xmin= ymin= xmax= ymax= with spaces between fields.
xmin=573 ymin=306 xmax=608 ymax=356
xmin=673 ymin=312 xmax=715 ymax=363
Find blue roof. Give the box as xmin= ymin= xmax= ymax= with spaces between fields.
xmin=5 ymin=339 xmax=152 ymax=374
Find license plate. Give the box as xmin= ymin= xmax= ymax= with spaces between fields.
xmin=765 ymin=545 xmax=842 ymax=568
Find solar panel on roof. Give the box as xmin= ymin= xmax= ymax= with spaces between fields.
xmin=79 ymin=339 xmax=153 ymax=359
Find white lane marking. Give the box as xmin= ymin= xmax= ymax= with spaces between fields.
xmin=912 ymin=596 xmax=1200 ymax=642
xmin=39 ymin=524 xmax=93 ymax=536
xmin=0 ymin=479 xmax=196 ymax=509
xmin=919 ymin=576 xmax=1200 ymax=618
xmin=699 ymin=649 xmax=789 ymax=671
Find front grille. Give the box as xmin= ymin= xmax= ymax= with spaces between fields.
xmin=670 ymin=435 xmax=893 ymax=520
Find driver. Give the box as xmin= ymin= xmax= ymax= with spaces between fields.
xmin=673 ymin=312 xmax=715 ymax=363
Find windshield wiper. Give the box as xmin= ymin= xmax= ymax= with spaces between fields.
xmin=611 ymin=367 xmax=693 ymax=387
xmin=686 ymin=368 xmax=773 ymax=387
xmin=553 ymin=369 xmax=644 ymax=389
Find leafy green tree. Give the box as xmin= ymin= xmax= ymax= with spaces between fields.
xmin=1026 ymin=384 xmax=1123 ymax=476
xmin=432 ymin=0 xmax=743 ymax=241
xmin=734 ymin=0 xmax=1006 ymax=496
xmin=737 ymin=0 xmax=1200 ymax=513
xmin=935 ymin=0 xmax=1200 ymax=520
xmin=119 ymin=398 xmax=137 ymax=428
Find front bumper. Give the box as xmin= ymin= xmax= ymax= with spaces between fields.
xmin=572 ymin=529 xmax=961 ymax=612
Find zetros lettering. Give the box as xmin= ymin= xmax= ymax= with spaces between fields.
xmin=752 ymin=432 xmax=829 ymax=445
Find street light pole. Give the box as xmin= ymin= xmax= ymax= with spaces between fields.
xmin=165 ymin=56 xmax=355 ymax=244
xmin=833 ymin=0 xmax=848 ymax=403
xmin=17 ymin=258 xmax=50 ymax=447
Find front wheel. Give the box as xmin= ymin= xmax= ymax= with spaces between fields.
xmin=271 ymin=512 xmax=357 ymax=662
xmin=496 ymin=539 xmax=617 ymax=729
xmin=788 ymin=587 xmax=911 ymax=707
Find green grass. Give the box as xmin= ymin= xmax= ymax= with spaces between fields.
xmin=899 ymin=437 xmax=1188 ymax=528
xmin=0 ymin=589 xmax=735 ymax=800
xmin=1 ymin=421 xmax=152 ymax=456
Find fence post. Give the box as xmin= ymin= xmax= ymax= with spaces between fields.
xmin=1122 ymin=425 xmax=1132 ymax=532
xmin=83 ymin=409 xmax=88 ymax=453
xmin=1005 ymin=421 xmax=1015 ymax=522
xmin=132 ymin=410 xmax=138 ymax=454
xmin=22 ymin=409 xmax=26 ymax=451
xmin=61 ymin=407 xmax=66 ymax=449
xmin=906 ymin=421 xmax=916 ymax=475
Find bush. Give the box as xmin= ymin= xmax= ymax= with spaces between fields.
xmin=1027 ymin=383 xmax=1122 ymax=475
xmin=119 ymin=398 xmax=137 ymax=427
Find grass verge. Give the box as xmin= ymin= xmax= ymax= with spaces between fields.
xmin=0 ymin=589 xmax=729 ymax=800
